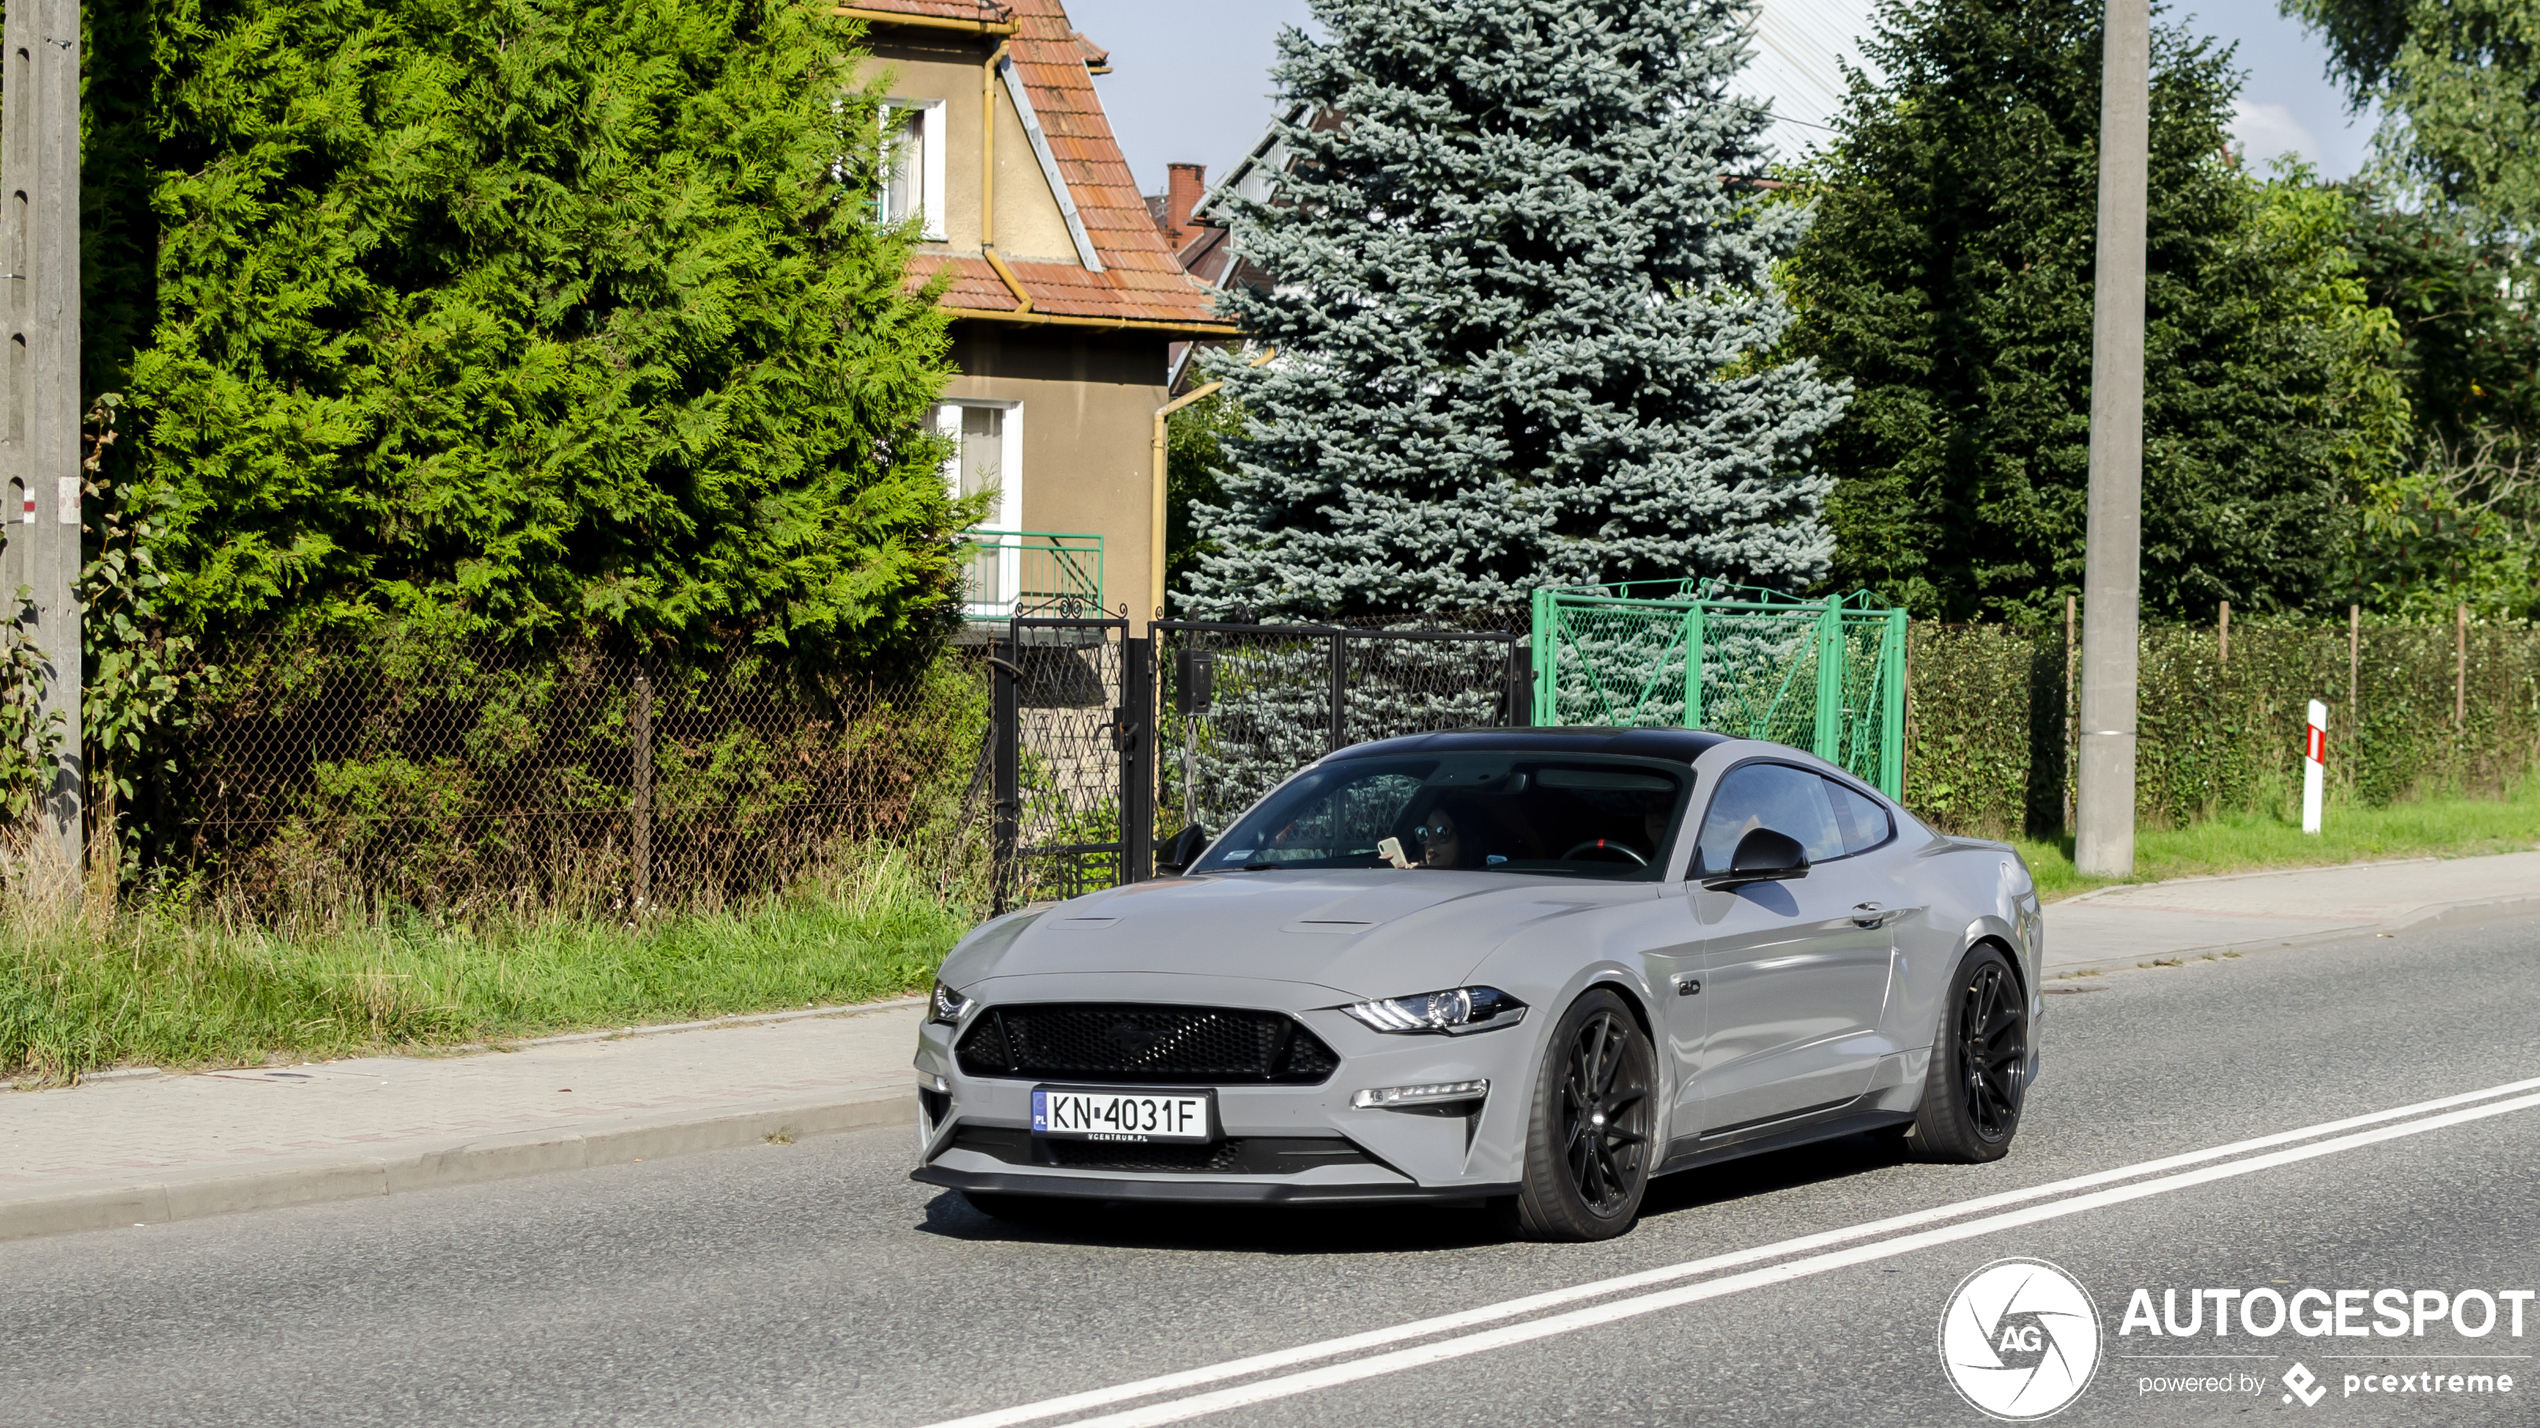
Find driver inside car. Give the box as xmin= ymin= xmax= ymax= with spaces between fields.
xmin=1414 ymin=801 xmax=1478 ymax=869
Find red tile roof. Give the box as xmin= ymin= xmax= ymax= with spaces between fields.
xmin=851 ymin=0 xmax=1230 ymax=331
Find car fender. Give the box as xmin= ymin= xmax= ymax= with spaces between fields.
xmin=1463 ymin=946 xmax=1682 ymax=1166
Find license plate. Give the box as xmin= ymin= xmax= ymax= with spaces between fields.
xmin=1031 ymin=1086 xmax=1214 ymax=1143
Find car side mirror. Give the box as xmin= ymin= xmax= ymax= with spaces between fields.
xmin=1701 ymin=827 xmax=1810 ymax=889
xmin=1156 ymin=824 xmax=1213 ymax=875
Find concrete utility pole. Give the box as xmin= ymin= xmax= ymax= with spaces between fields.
xmin=2075 ymin=0 xmax=2149 ymax=878
xmin=0 ymin=0 xmax=85 ymax=883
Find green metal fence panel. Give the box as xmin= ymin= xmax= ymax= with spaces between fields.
xmin=1531 ymin=580 xmax=1909 ymax=794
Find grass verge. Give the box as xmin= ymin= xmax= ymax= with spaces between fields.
xmin=0 ymin=852 xmax=972 ymax=1083
xmin=2008 ymin=785 xmax=2540 ymax=900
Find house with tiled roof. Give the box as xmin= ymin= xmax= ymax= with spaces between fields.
xmin=837 ymin=0 xmax=1235 ymax=630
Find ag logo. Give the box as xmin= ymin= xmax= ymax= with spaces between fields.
xmin=1940 ymin=1258 xmax=2103 ymax=1420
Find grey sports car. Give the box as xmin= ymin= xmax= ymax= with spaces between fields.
xmin=910 ymin=728 xmax=2045 ymax=1240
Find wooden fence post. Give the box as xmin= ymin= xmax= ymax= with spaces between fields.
xmin=631 ymin=661 xmax=653 ymax=911
xmin=2456 ymin=604 xmax=2468 ymax=728
xmin=2347 ymin=605 xmax=2360 ymax=765
xmin=2218 ymin=599 xmax=2229 ymax=668
xmin=2064 ymin=595 xmax=2077 ymax=833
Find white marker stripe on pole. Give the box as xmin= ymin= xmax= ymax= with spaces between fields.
xmin=913 ymin=1074 xmax=2540 ymax=1428
xmin=2303 ymin=698 xmax=2328 ymax=834
xmin=1057 ymin=1090 xmax=2540 ymax=1428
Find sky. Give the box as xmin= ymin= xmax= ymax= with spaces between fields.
xmin=1063 ymin=0 xmax=2377 ymax=201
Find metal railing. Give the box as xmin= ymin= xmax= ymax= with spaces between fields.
xmin=957 ymin=530 xmax=1104 ymax=622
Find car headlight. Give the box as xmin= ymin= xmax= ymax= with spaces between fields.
xmin=929 ymin=980 xmax=973 ymax=1026
xmin=1341 ymin=986 xmax=1526 ymax=1034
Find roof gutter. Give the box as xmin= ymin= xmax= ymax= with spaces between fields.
xmin=943 ymin=306 xmax=1237 ymax=336
xmin=830 ymin=6 xmax=1017 ymax=36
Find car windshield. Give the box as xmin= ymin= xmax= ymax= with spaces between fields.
xmin=1192 ymin=754 xmax=1691 ymax=881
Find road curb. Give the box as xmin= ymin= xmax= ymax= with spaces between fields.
xmin=0 ymin=1088 xmax=918 ymax=1243
xmin=27 ymin=994 xmax=933 ymax=1091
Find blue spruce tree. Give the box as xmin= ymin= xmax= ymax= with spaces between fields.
xmin=1186 ymin=0 xmax=1850 ymax=619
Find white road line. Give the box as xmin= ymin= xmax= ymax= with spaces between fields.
xmin=915 ymin=1073 xmax=2540 ymax=1428
xmin=1058 ymin=1088 xmax=2540 ymax=1428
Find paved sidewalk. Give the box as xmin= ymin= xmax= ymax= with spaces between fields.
xmin=5 ymin=849 xmax=2536 ymax=1242
xmin=2041 ymin=849 xmax=2540 ymax=973
xmin=0 ymin=999 xmax=923 ymax=1241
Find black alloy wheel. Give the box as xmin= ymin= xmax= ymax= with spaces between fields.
xmin=1898 ymin=944 xmax=2028 ymax=1163
xmin=1957 ymin=956 xmax=2026 ymax=1142
xmin=1505 ymin=988 xmax=1655 ymax=1240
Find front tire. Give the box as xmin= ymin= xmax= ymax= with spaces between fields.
xmin=1900 ymin=944 xmax=2029 ymax=1163
xmin=1504 ymin=988 xmax=1655 ymax=1241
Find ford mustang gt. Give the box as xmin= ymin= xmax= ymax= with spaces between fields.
xmin=910 ymin=727 xmax=2044 ymax=1240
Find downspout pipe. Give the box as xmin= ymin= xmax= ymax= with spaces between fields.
xmin=978 ymin=40 xmax=1029 ymax=313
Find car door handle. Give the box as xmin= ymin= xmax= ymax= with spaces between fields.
xmin=1852 ymin=902 xmax=1886 ymax=927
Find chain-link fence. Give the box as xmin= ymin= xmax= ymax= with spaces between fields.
xmin=1902 ymin=618 xmax=2540 ymax=838
xmin=83 ymin=606 xmax=2537 ymax=921
xmin=155 ymin=631 xmax=993 ymax=919
xmin=1155 ymin=619 xmax=1528 ymax=838
xmin=1531 ymin=582 xmax=1906 ymax=796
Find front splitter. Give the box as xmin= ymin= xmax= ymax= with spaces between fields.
xmin=911 ymin=1164 xmax=1516 ymax=1206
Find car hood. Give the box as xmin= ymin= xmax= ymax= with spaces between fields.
xmin=939 ymin=870 xmax=1649 ymax=1001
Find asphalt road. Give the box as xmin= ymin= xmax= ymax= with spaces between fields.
xmin=7 ymin=913 xmax=2540 ymax=1428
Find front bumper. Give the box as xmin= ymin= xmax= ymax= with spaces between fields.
xmin=910 ymin=992 xmax=1540 ymax=1204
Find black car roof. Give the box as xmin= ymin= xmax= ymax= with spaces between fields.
xmin=1332 ymin=727 xmax=1732 ymax=762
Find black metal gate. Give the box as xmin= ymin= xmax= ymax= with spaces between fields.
xmin=990 ymin=616 xmax=1524 ymax=909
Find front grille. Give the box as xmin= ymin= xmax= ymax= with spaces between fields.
xmin=948 ymin=1125 xmax=1376 ymax=1176
xmin=956 ymin=1003 xmax=1340 ymax=1085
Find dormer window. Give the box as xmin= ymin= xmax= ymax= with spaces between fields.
xmin=879 ymin=100 xmax=946 ymax=241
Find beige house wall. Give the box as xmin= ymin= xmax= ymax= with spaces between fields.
xmin=860 ymin=39 xmax=1078 ymax=264
xmin=946 ymin=329 xmax=1168 ymax=631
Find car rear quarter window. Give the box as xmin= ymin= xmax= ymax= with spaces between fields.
xmin=1695 ymin=763 xmax=1844 ymax=872
xmin=1822 ymin=777 xmax=1894 ymax=855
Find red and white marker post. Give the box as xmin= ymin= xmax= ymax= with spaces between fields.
xmin=2302 ymin=699 xmax=2328 ymax=834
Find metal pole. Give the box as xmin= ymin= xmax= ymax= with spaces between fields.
xmin=1 ymin=0 xmax=82 ymax=884
xmin=990 ymin=636 xmax=1019 ymax=913
xmin=1327 ymin=631 xmax=1348 ymax=754
xmin=2075 ymin=0 xmax=2150 ymax=878
xmin=1119 ymin=632 xmax=1153 ymax=883
xmin=630 ymin=662 xmax=653 ymax=911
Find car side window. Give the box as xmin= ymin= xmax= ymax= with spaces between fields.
xmin=1822 ymin=777 xmax=1894 ymax=856
xmin=1694 ymin=763 xmax=1844 ymax=873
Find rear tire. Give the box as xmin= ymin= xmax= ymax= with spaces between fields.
xmin=1503 ymin=988 xmax=1655 ymax=1241
xmin=1900 ymin=944 xmax=2029 ymax=1163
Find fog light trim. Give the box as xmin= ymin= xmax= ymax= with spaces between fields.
xmin=1352 ymin=1079 xmax=1489 ymax=1109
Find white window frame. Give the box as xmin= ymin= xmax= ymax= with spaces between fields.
xmin=880 ymin=98 xmax=947 ymax=241
xmin=939 ymin=399 xmax=1024 ymax=616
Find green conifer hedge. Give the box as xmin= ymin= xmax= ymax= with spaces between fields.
xmin=85 ymin=0 xmax=958 ymax=664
